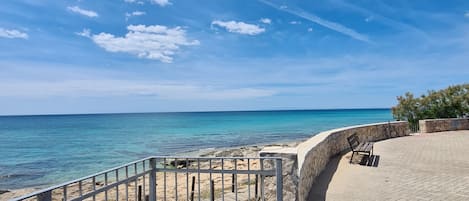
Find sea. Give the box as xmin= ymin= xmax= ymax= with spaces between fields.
xmin=0 ymin=109 xmax=392 ymax=189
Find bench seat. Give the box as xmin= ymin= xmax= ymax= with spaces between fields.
xmin=347 ymin=134 xmax=374 ymax=163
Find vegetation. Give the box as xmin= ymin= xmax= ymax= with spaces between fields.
xmin=392 ymin=84 xmax=469 ymax=127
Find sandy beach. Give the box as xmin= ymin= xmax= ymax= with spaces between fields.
xmin=1 ymin=141 xmax=301 ymax=201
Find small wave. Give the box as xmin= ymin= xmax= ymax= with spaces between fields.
xmin=0 ymin=173 xmax=42 ymax=179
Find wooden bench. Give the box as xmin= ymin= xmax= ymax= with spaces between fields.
xmin=347 ymin=133 xmax=374 ymax=163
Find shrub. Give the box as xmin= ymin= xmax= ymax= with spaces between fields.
xmin=392 ymin=84 xmax=469 ymax=127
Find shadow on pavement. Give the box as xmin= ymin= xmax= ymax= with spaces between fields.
xmin=306 ymin=155 xmax=341 ymax=201
xmin=307 ymin=154 xmax=380 ymax=201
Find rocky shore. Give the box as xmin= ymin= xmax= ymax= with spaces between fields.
xmin=1 ymin=141 xmax=301 ymax=201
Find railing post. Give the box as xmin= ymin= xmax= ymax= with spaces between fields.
xmin=276 ymin=159 xmax=283 ymax=201
xmin=37 ymin=190 xmax=52 ymax=201
xmin=149 ymin=158 xmax=157 ymax=201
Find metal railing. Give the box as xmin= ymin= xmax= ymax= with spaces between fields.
xmin=10 ymin=156 xmax=283 ymax=201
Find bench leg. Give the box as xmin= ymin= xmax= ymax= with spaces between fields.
xmin=350 ymin=152 xmax=354 ymax=163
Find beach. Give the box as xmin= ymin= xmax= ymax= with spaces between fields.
xmin=1 ymin=141 xmax=300 ymax=201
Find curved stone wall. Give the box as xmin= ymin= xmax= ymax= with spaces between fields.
xmin=296 ymin=121 xmax=410 ymax=201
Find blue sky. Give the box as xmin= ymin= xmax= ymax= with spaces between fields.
xmin=0 ymin=0 xmax=468 ymax=115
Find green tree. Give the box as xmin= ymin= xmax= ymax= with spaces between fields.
xmin=392 ymin=84 xmax=469 ymax=128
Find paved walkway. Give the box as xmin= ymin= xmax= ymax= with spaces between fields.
xmin=308 ymin=130 xmax=469 ymax=201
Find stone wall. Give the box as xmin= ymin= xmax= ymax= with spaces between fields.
xmin=419 ymin=118 xmax=469 ymax=133
xmin=296 ymin=121 xmax=409 ymax=201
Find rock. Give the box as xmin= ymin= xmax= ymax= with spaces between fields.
xmin=169 ymin=159 xmax=193 ymax=168
xmin=0 ymin=189 xmax=10 ymax=195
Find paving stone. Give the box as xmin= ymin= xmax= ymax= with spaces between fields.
xmin=308 ymin=130 xmax=469 ymax=201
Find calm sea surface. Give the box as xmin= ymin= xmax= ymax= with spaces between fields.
xmin=0 ymin=109 xmax=392 ymax=189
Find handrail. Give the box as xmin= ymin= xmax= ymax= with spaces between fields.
xmin=10 ymin=156 xmax=283 ymax=201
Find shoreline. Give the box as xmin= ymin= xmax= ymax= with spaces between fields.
xmin=0 ymin=139 xmax=305 ymax=200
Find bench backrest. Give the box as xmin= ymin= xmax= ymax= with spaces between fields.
xmin=347 ymin=133 xmax=360 ymax=151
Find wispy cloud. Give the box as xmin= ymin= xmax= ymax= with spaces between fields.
xmin=329 ymin=0 xmax=427 ymax=39
xmin=465 ymin=11 xmax=469 ymax=18
xmin=124 ymin=0 xmax=170 ymax=6
xmin=0 ymin=28 xmax=28 ymax=39
xmin=260 ymin=18 xmax=272 ymax=24
xmin=150 ymin=0 xmax=171 ymax=7
xmin=259 ymin=0 xmax=370 ymax=43
xmin=211 ymin=20 xmax=265 ymax=35
xmin=0 ymin=79 xmax=275 ymax=100
xmin=67 ymin=6 xmax=98 ymax=18
xmin=124 ymin=0 xmax=145 ymax=4
xmin=289 ymin=21 xmax=301 ymax=25
xmin=78 ymin=25 xmax=199 ymax=63
xmin=125 ymin=11 xmax=146 ymax=20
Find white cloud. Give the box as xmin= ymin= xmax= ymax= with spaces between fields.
xmin=260 ymin=18 xmax=272 ymax=24
xmin=124 ymin=0 xmax=145 ymax=4
xmin=307 ymin=28 xmax=313 ymax=32
xmin=365 ymin=16 xmax=374 ymax=22
xmin=76 ymin=29 xmax=91 ymax=37
xmin=125 ymin=11 xmax=146 ymax=20
xmin=0 ymin=28 xmax=28 ymax=39
xmin=79 ymin=25 xmax=199 ymax=63
xmin=465 ymin=12 xmax=469 ymax=18
xmin=0 ymin=79 xmax=275 ymax=100
xmin=290 ymin=21 xmax=301 ymax=25
xmin=124 ymin=0 xmax=170 ymax=6
xmin=211 ymin=20 xmax=265 ymax=35
xmin=150 ymin=0 xmax=171 ymax=6
xmin=67 ymin=6 xmax=98 ymax=18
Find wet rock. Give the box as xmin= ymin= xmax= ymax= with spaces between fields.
xmin=0 ymin=189 xmax=10 ymax=195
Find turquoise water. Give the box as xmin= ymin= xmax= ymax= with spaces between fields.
xmin=0 ymin=109 xmax=392 ymax=189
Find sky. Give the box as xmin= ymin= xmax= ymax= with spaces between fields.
xmin=0 ymin=0 xmax=468 ymax=115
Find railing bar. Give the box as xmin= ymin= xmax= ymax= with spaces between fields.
xmin=92 ymin=176 xmax=96 ymax=201
xmin=221 ymin=158 xmax=224 ymax=201
xmin=142 ymin=160 xmax=146 ymax=200
xmin=209 ymin=159 xmax=212 ymax=187
xmin=209 ymin=159 xmax=212 ymax=201
xmin=276 ymin=158 xmax=283 ymax=201
xmin=197 ymin=158 xmax=201 ymax=201
xmin=126 ymin=166 xmax=129 ymax=201
xmin=63 ymin=185 xmax=67 ymax=201
xmin=186 ymin=158 xmax=189 ymax=201
xmin=149 ymin=158 xmax=157 ymax=201
xmin=105 ymin=172 xmax=108 ymax=201
xmin=79 ymin=180 xmax=83 ymax=197
xmin=116 ymin=170 xmax=119 ymax=201
xmin=234 ymin=159 xmax=238 ymax=201
xmin=174 ymin=158 xmax=178 ymax=201
xmin=260 ymin=159 xmax=265 ymax=201
xmin=248 ymin=158 xmax=251 ymax=200
xmin=164 ymin=158 xmax=167 ymax=201
xmin=134 ymin=163 xmax=138 ymax=201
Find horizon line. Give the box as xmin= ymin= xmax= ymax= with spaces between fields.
xmin=0 ymin=107 xmax=391 ymax=117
